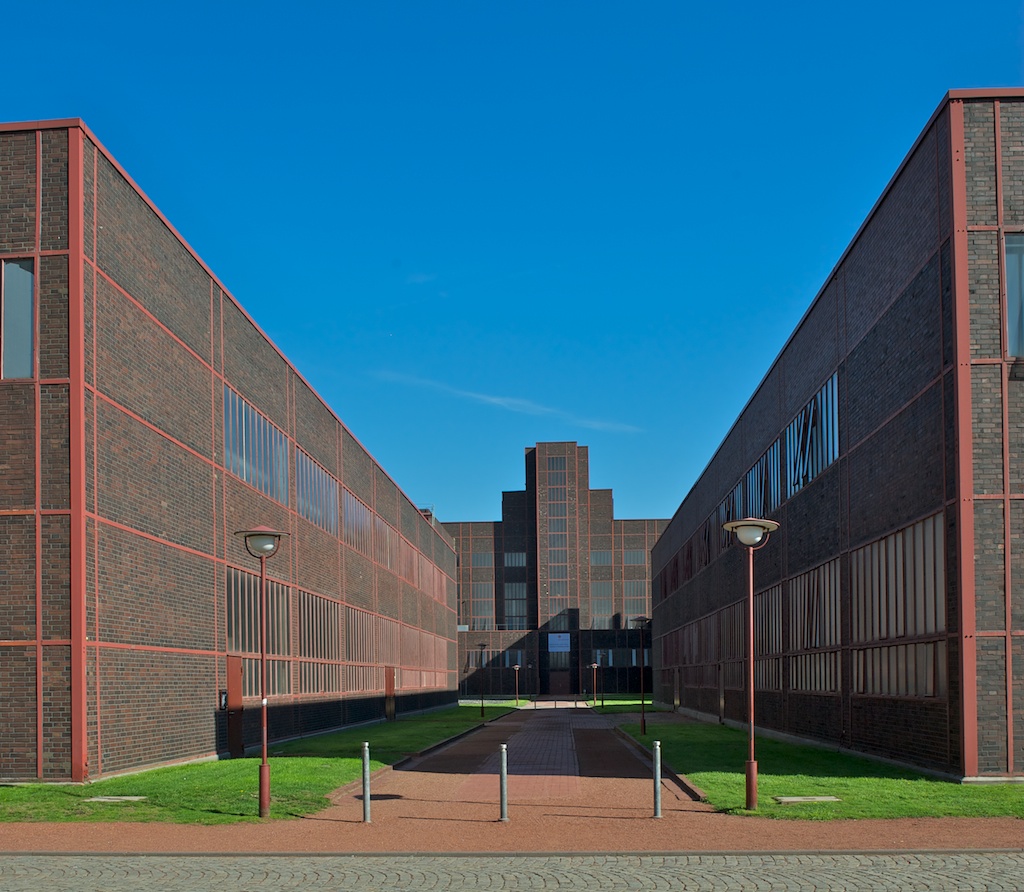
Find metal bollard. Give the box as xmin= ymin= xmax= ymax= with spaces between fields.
xmin=653 ymin=740 xmax=662 ymax=819
xmin=362 ymin=741 xmax=371 ymax=824
xmin=499 ymin=743 xmax=509 ymax=822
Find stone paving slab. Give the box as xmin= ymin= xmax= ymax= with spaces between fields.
xmin=1 ymin=852 xmax=1023 ymax=892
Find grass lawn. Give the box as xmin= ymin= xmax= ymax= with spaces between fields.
xmin=0 ymin=705 xmax=511 ymax=824
xmin=619 ymin=717 xmax=1024 ymax=820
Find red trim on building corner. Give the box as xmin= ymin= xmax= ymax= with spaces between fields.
xmin=948 ymin=99 xmax=979 ymax=778
xmin=67 ymin=125 xmax=88 ymax=782
xmin=994 ymin=102 xmax=1016 ymax=774
xmin=34 ymin=131 xmax=44 ymax=777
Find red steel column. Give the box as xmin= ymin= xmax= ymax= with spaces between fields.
xmin=67 ymin=125 xmax=88 ymax=783
xmin=949 ymin=98 xmax=979 ymax=778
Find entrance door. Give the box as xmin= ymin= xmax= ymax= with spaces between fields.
xmin=549 ymin=671 xmax=571 ymax=696
xmin=546 ymin=632 xmax=572 ymax=696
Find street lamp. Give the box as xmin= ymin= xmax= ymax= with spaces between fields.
xmin=723 ymin=517 xmax=780 ymax=811
xmin=590 ymin=662 xmax=598 ymax=707
xmin=513 ymin=663 xmax=520 ymax=706
xmin=632 ymin=616 xmax=650 ymax=735
xmin=234 ymin=525 xmax=287 ymax=818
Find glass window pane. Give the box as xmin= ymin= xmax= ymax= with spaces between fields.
xmin=1008 ymin=234 xmax=1024 ymax=356
xmin=2 ymin=259 xmax=34 ymax=378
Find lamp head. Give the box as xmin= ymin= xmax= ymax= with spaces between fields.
xmin=235 ymin=526 xmax=288 ymax=559
xmin=723 ymin=517 xmax=780 ymax=548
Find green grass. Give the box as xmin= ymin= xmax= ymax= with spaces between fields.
xmin=591 ymin=696 xmax=667 ymax=715
xmin=619 ymin=718 xmax=1024 ymax=819
xmin=0 ymin=705 xmax=511 ymax=824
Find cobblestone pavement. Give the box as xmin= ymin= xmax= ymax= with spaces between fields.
xmin=1 ymin=851 xmax=1023 ymax=891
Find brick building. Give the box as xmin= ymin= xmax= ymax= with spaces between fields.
xmin=444 ymin=442 xmax=667 ymax=700
xmin=0 ymin=119 xmax=458 ymax=782
xmin=651 ymin=89 xmax=1024 ymax=779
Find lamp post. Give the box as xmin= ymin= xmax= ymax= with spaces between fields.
xmin=479 ymin=642 xmax=487 ymax=718
xmin=722 ymin=517 xmax=779 ymax=811
xmin=590 ymin=662 xmax=598 ymax=707
xmin=513 ymin=663 xmax=520 ymax=706
xmin=234 ymin=525 xmax=287 ymax=818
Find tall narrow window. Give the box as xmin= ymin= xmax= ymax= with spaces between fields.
xmin=786 ymin=373 xmax=839 ymax=497
xmin=224 ymin=386 xmax=290 ymax=504
xmin=1 ymin=259 xmax=34 ymax=379
xmin=1006 ymin=234 xmax=1024 ymax=356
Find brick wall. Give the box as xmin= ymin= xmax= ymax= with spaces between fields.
xmin=652 ymin=97 xmax=966 ymax=775
xmin=0 ymin=126 xmax=75 ymax=780
xmin=0 ymin=122 xmax=457 ymax=781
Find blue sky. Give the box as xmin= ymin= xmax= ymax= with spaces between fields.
xmin=6 ymin=2 xmax=1024 ymax=521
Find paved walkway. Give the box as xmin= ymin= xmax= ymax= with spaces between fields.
xmin=1 ymin=702 xmax=1021 ymax=890
xmin=2 ymin=852 xmax=1024 ymax=892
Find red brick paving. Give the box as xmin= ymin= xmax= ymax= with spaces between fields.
xmin=0 ymin=703 xmax=1020 ymax=854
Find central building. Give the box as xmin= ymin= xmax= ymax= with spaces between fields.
xmin=444 ymin=442 xmax=667 ymax=700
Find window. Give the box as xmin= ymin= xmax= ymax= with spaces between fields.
xmin=224 ymin=387 xmax=290 ymax=504
xmin=755 ymin=585 xmax=783 ymax=691
xmin=746 ymin=440 xmax=782 ymax=518
xmin=1008 ymin=234 xmax=1024 ymax=356
xmin=623 ymin=550 xmax=646 ymax=565
xmin=471 ymin=581 xmax=494 ymax=630
xmin=547 ymin=456 xmax=566 ymax=471
xmin=297 ymin=590 xmax=342 ymax=694
xmin=296 ymin=450 xmax=339 ymax=535
xmin=590 ymin=580 xmax=613 ymax=629
xmin=503 ymin=582 xmax=528 ymax=630
xmin=503 ymin=648 xmax=525 ymax=668
xmin=788 ymin=560 xmax=841 ymax=693
xmin=471 ymin=551 xmax=494 ymax=567
xmin=1 ymin=259 xmax=34 ymax=379
xmin=343 ymin=489 xmax=372 ymax=555
xmin=226 ymin=568 xmax=291 ymax=696
xmin=504 ymin=552 xmax=526 ymax=567
xmin=786 ymin=373 xmax=839 ymax=497
xmin=623 ymin=579 xmax=647 ymax=617
xmin=590 ymin=550 xmax=612 ymax=566
xmin=850 ymin=513 xmax=947 ymax=698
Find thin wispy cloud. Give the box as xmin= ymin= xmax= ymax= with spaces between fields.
xmin=376 ymin=371 xmax=642 ymax=433
xmin=405 ymin=272 xmax=436 ymax=285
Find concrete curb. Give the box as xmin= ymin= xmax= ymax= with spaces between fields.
xmin=611 ymin=726 xmax=707 ymax=802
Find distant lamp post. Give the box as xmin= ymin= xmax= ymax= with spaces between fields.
xmin=513 ymin=664 xmax=521 ymax=706
xmin=723 ymin=517 xmax=780 ymax=811
xmin=590 ymin=663 xmax=598 ymax=707
xmin=479 ymin=642 xmax=487 ymax=718
xmin=632 ymin=616 xmax=650 ymax=735
xmin=234 ymin=525 xmax=287 ymax=818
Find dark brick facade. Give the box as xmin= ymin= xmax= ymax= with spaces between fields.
xmin=652 ymin=90 xmax=1024 ymax=779
xmin=0 ymin=120 xmax=457 ymax=782
xmin=444 ymin=442 xmax=667 ymax=699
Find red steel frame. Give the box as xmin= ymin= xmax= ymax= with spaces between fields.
xmin=68 ymin=125 xmax=88 ymax=782
xmin=994 ymin=101 xmax=1016 ymax=774
xmin=948 ymin=98 xmax=979 ymax=778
